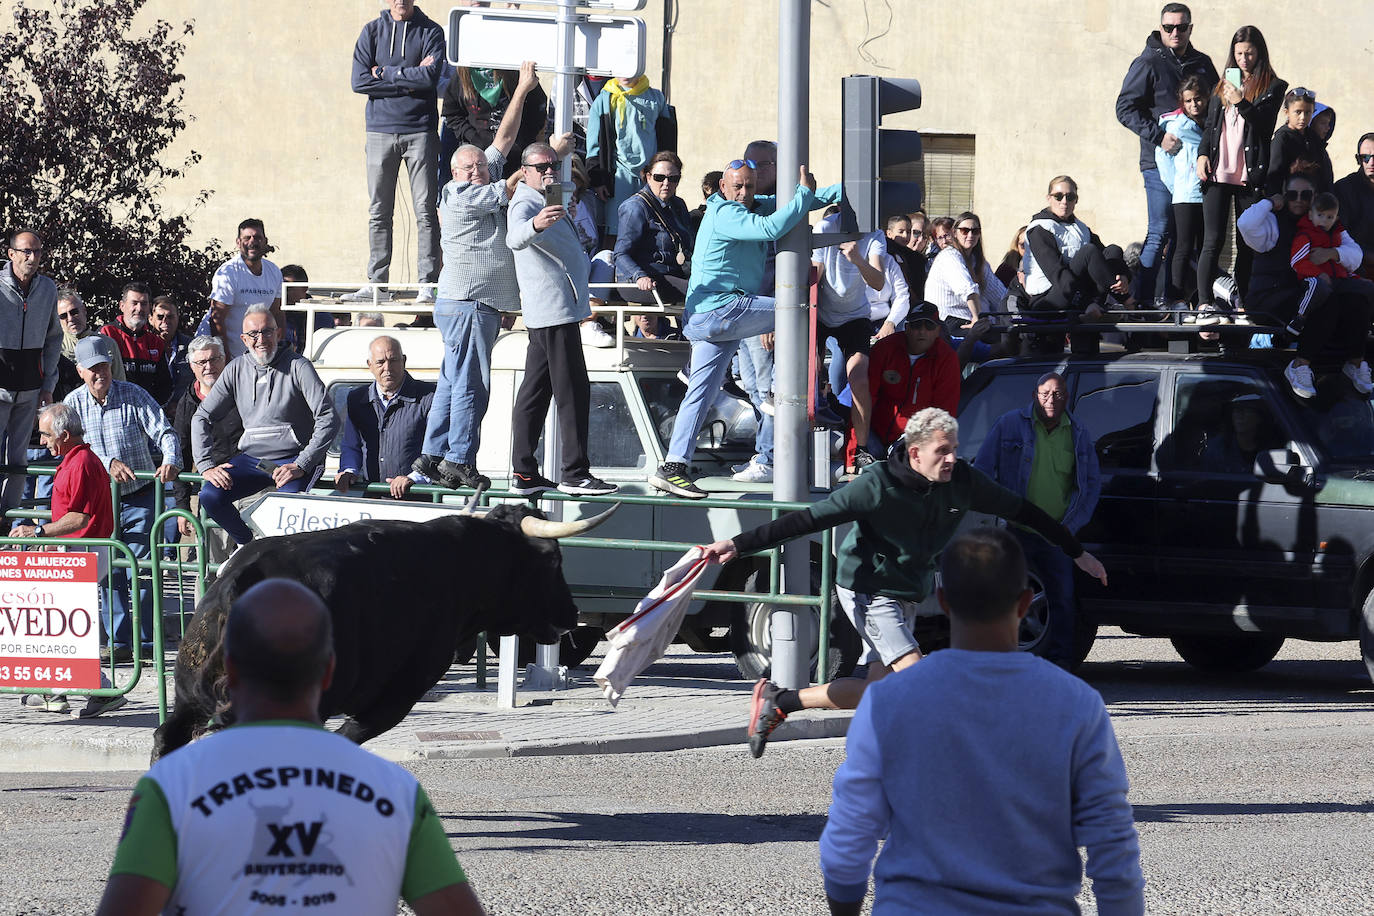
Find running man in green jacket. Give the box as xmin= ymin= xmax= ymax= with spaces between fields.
xmin=701 ymin=407 xmax=1108 ymax=757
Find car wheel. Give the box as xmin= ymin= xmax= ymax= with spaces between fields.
xmin=1169 ymin=633 xmax=1285 ymax=672
xmin=1018 ymin=565 xmax=1097 ymax=670
xmin=728 ymin=563 xmax=861 ymax=683
xmin=1359 ymin=590 xmax=1374 ymax=685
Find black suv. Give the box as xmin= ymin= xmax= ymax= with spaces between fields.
xmin=957 ymin=348 xmax=1374 ymax=682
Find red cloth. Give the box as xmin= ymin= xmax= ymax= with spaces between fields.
xmin=1291 ymin=215 xmax=1350 ymax=279
xmin=847 ymin=334 xmax=961 ymax=465
xmin=52 ymin=442 xmax=113 ymax=538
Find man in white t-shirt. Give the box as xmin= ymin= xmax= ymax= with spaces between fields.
xmin=207 ymin=218 xmax=284 ymax=359
xmin=96 ymin=578 xmax=484 ymax=916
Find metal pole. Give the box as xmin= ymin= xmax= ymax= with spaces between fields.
xmin=770 ymin=0 xmax=812 ymax=691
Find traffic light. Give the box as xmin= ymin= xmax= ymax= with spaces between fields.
xmin=840 ymin=75 xmax=923 ymax=235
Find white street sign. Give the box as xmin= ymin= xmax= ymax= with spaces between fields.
xmin=447 ymin=7 xmax=646 ymax=78
xmin=244 ymin=492 xmax=466 ymax=539
xmin=495 ymin=0 xmax=647 ymax=10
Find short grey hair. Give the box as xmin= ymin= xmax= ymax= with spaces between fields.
xmin=56 ymin=288 xmax=83 ymax=308
xmin=358 ymin=311 xmax=385 ymax=324
xmin=521 ymin=142 xmax=557 ymax=166
xmin=243 ymin=302 xmax=274 ymax=329
xmin=188 ymin=335 xmax=224 ymax=358
xmin=39 ymin=403 xmax=83 ymax=439
xmin=904 ymin=407 xmax=959 ymax=446
xmin=451 ymin=143 xmax=485 ymax=171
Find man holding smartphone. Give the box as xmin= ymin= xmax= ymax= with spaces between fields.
xmin=505 ymin=143 xmax=617 ymax=497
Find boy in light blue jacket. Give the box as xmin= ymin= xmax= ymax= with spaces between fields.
xmin=1155 ymin=75 xmax=1210 ymax=307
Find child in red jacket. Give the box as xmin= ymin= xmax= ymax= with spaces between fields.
xmin=1286 ymin=191 xmax=1373 ymax=334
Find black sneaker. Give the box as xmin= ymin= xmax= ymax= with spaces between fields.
xmin=438 ymin=460 xmax=490 ymax=490
xmin=77 ymin=694 xmax=128 ymax=719
xmin=412 ymin=454 xmax=443 ymax=480
xmin=649 ymin=462 xmax=707 ymax=499
xmin=559 ymin=476 xmax=618 ymax=496
xmin=747 ymin=678 xmax=787 ymax=758
xmin=853 ymin=447 xmax=877 ymax=470
xmin=510 ymin=471 xmax=557 ymax=496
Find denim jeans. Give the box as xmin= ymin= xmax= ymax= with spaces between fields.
xmin=199 ymin=453 xmax=311 ymax=545
xmin=738 ymin=334 xmax=775 ymax=466
xmin=1013 ymin=527 xmax=1077 ymax=667
xmin=107 ymin=485 xmax=155 ymax=649
xmin=422 ymin=299 xmax=502 ymax=465
xmin=1132 ymin=167 xmax=1175 ymax=303
xmin=365 ymin=130 xmax=441 ymax=284
xmin=667 ymin=296 xmax=778 ymax=465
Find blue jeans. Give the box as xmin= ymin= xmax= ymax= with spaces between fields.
xmin=667 ymin=296 xmax=777 ymax=465
xmin=107 ymin=485 xmax=155 ymax=649
xmin=422 ymin=299 xmax=502 ymax=464
xmin=1132 ymin=167 xmax=1175 ymax=303
xmin=1013 ymin=527 xmax=1077 ymax=667
xmin=738 ymin=334 xmax=774 ymax=466
xmin=199 ymin=453 xmax=311 ymax=546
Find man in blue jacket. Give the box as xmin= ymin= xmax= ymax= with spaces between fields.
xmin=336 ymin=336 xmax=435 ymax=499
xmin=650 ymin=160 xmax=840 ymax=498
xmin=1115 ymin=3 xmax=1217 ymax=307
xmin=347 ymin=0 xmax=446 ymax=303
xmin=973 ymin=371 xmax=1101 ymax=669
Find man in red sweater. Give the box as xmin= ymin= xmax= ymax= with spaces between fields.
xmin=848 ymin=301 xmax=961 ymax=470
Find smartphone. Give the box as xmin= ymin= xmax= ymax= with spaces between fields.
xmin=543 ymin=182 xmax=564 ymax=209
xmin=1225 ymin=67 xmax=1242 ymax=90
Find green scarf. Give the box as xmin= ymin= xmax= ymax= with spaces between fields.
xmin=472 ymin=68 xmax=503 ymax=107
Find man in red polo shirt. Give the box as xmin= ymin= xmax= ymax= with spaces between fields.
xmin=13 ymin=403 xmax=123 ymax=717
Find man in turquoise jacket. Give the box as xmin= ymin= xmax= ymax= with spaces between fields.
xmin=650 ymin=160 xmax=840 ymax=498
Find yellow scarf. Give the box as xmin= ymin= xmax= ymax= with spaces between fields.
xmin=606 ymin=76 xmax=650 ymax=128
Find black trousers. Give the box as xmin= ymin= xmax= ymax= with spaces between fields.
xmin=1249 ymin=275 xmax=1374 ymax=362
xmin=511 ymin=321 xmax=591 ymax=480
xmin=1198 ymin=183 xmax=1259 ymax=305
xmin=1171 ymin=202 xmax=1204 ymax=302
xmin=1028 ymin=244 xmax=1122 ymax=314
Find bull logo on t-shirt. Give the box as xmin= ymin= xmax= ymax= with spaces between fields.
xmin=236 ymin=797 xmax=354 ymax=886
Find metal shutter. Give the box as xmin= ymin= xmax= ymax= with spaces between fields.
xmin=921 ymin=134 xmax=976 ymax=217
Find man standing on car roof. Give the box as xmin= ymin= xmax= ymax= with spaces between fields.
xmin=973 ymin=372 xmax=1101 ymax=670
xmin=702 ymin=407 xmax=1108 ymax=758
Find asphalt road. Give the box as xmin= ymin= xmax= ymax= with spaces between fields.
xmin=0 ymin=631 xmax=1370 ymax=915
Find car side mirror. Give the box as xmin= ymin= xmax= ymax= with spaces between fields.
xmin=1257 ymin=445 xmax=1306 ymax=483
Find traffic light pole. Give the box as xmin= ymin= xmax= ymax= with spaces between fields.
xmin=770 ymin=0 xmax=812 ymax=691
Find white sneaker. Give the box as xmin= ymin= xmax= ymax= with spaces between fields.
xmin=580 ymin=322 xmax=614 ymax=348
xmin=1344 ymin=361 xmax=1374 ymax=396
xmin=340 ymin=286 xmax=391 ymax=303
xmin=1285 ymin=361 xmax=1317 ymax=399
xmin=415 ymin=286 xmax=435 ymax=303
xmin=732 ymin=461 xmax=773 ymax=483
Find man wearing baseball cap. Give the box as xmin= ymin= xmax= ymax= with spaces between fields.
xmin=848 ymin=301 xmax=962 ymax=470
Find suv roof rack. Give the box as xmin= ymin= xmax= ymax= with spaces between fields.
xmin=984 ymin=308 xmax=1288 ymax=354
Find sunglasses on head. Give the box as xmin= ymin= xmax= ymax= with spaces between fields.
xmin=1285 ymin=188 xmax=1315 ymax=201
xmin=1050 ymin=191 xmax=1078 ymax=203
xmin=727 ymin=158 xmax=757 ymax=170
xmin=1160 ymin=21 xmax=1191 ymax=33
xmin=1288 ymin=87 xmax=1315 ymax=102
xmin=650 ymin=173 xmax=682 ymax=184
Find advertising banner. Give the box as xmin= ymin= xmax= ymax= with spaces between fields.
xmin=0 ymin=551 xmax=102 ymax=691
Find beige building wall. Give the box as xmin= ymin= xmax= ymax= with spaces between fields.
xmin=136 ymin=1 xmax=1372 ymax=286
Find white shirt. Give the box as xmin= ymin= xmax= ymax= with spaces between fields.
xmin=210 ymin=255 xmax=282 ymax=359
xmin=866 ymin=250 xmax=911 ymax=326
xmin=925 ymin=247 xmax=1007 ymax=323
xmin=813 ymin=213 xmax=886 ymax=326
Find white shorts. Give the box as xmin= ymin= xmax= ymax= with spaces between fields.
xmin=835 ymin=584 xmax=922 ymax=667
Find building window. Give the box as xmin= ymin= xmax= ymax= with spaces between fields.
xmin=921 ymin=134 xmax=975 ymax=218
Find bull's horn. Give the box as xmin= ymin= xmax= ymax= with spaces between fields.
xmin=459 ymin=479 xmax=490 ymax=516
xmin=520 ymin=502 xmax=620 ymax=539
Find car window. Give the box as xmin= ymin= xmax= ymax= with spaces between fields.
xmin=1295 ymin=390 xmax=1374 ymax=464
xmin=538 ymin=381 xmax=647 ymax=471
xmin=957 ymin=369 xmax=1040 ymax=459
xmin=325 ymin=381 xmax=368 ymax=456
xmin=1166 ymin=375 xmax=1287 ymax=474
xmin=638 ymin=375 xmax=757 ymax=456
xmin=1070 ymin=370 xmax=1159 ymax=471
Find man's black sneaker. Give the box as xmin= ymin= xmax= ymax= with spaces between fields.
xmin=747 ymin=678 xmax=787 ymax=758
xmin=412 ymin=454 xmax=443 ymax=480
xmin=510 ymin=472 xmax=557 ymax=496
xmin=559 ymin=476 xmax=618 ymax=496
xmin=649 ymin=462 xmax=707 ymax=499
xmin=438 ymin=460 xmax=490 ymax=490
xmin=853 ymin=447 xmax=877 ymax=470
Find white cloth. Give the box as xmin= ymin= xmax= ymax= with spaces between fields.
xmin=866 ymin=251 xmax=911 ymax=326
xmin=812 ymin=214 xmax=886 ymax=326
xmin=594 ymin=548 xmax=710 ymax=707
xmin=926 ymin=247 xmax=1007 ymax=322
xmin=210 ymin=255 xmax=283 ymax=359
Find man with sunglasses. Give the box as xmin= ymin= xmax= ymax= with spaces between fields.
xmin=651 ymin=158 xmax=841 ymax=499
xmin=1239 ymin=173 xmax=1374 ymax=398
xmin=1334 ymin=132 xmax=1374 ymax=279
xmin=1116 ymin=4 xmax=1218 ymax=307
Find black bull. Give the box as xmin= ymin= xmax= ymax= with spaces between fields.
xmin=152 ymin=502 xmax=616 ymax=760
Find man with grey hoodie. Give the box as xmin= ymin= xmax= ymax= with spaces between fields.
xmin=192 ymin=305 xmax=338 ymax=546
xmin=505 ymin=142 xmax=617 ymax=498
xmin=0 ymin=228 xmax=62 ymax=525
xmin=346 ymin=0 xmax=446 ymax=303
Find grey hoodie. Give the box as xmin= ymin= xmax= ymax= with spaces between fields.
xmin=0 ymin=263 xmax=61 ymax=392
xmin=191 ymin=345 xmax=338 ymax=473
xmin=506 ymin=182 xmax=591 ymax=328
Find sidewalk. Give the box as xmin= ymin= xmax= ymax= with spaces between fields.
xmin=0 ymin=647 xmax=853 ymax=772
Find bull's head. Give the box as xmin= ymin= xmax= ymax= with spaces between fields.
xmin=457 ymin=481 xmax=620 ymax=540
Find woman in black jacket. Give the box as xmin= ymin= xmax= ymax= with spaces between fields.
xmin=442 ymin=67 xmax=548 ymax=179
xmin=1195 ymin=25 xmax=1286 ymax=310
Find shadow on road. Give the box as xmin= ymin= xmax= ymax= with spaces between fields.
xmin=1133 ymin=800 xmax=1374 ymax=823
xmin=444 ymin=810 xmax=826 ymax=848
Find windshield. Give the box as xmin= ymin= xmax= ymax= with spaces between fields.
xmin=638 ymin=375 xmax=758 ymax=456
xmin=1295 ymin=388 xmax=1374 ymax=465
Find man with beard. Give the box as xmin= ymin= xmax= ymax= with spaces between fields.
xmin=206 ymin=219 xmax=284 ymax=359
xmin=192 ymin=306 xmax=338 ymax=547
xmin=100 ymin=282 xmax=171 ymax=403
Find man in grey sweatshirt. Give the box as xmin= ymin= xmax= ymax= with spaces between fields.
xmin=0 ymin=229 xmax=62 ymax=524
xmin=191 ymin=305 xmax=338 ymax=545
xmin=505 ymin=142 xmax=617 ymax=497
